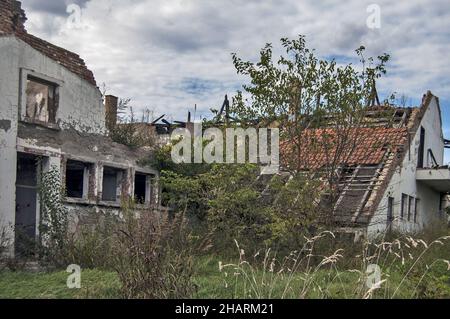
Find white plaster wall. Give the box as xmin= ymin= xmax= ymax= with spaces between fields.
xmin=368 ymin=98 xmax=444 ymax=237
xmin=5 ymin=36 xmax=105 ymax=134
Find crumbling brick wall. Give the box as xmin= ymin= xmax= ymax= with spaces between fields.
xmin=0 ymin=0 xmax=26 ymax=36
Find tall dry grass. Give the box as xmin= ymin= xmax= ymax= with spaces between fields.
xmin=218 ymin=230 xmax=450 ymax=299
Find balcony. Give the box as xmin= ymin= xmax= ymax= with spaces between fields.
xmin=416 ymin=167 xmax=450 ymax=192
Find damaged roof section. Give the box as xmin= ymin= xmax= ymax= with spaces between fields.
xmin=0 ymin=0 xmax=96 ymax=86
xmin=281 ymin=126 xmax=409 ymax=170
xmin=279 ymin=100 xmax=426 ymax=228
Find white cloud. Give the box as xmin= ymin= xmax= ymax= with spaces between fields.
xmin=20 ymin=0 xmax=450 ymax=125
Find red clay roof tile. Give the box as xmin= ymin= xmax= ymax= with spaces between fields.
xmin=281 ymin=126 xmax=408 ymax=170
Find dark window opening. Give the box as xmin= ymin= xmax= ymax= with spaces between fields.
xmin=134 ymin=174 xmax=147 ymax=204
xmin=26 ymin=76 xmax=58 ymax=124
xmin=417 ymin=126 xmax=425 ymax=168
xmin=66 ymin=160 xmax=86 ymax=199
xmin=102 ymin=166 xmax=123 ymax=202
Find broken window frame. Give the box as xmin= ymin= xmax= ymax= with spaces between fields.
xmin=20 ymin=69 xmax=61 ymax=129
xmin=25 ymin=76 xmax=58 ymax=124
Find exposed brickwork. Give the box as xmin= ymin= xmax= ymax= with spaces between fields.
xmin=0 ymin=0 xmax=26 ymax=35
xmin=0 ymin=0 xmax=97 ymax=86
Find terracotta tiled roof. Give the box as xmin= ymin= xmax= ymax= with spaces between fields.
xmin=0 ymin=0 xmax=97 ymax=86
xmin=281 ymin=126 xmax=408 ymax=170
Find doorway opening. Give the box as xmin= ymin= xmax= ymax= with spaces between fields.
xmin=15 ymin=153 xmax=40 ymax=257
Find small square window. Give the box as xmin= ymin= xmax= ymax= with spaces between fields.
xmin=26 ymin=76 xmax=58 ymax=123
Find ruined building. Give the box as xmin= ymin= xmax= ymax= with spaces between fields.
xmin=0 ymin=0 xmax=158 ymax=256
xmin=281 ymin=91 xmax=450 ymax=238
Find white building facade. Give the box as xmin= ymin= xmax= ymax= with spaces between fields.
xmin=368 ymin=93 xmax=449 ymax=236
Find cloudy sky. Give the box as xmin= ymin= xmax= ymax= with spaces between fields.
xmin=20 ymin=0 xmax=450 ymax=159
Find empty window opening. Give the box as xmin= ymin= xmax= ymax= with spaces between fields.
xmin=66 ymin=160 xmax=89 ymax=199
xmin=102 ymin=166 xmax=124 ymax=202
xmin=134 ymin=173 xmax=154 ymax=205
xmin=25 ymin=76 xmax=58 ymax=123
xmin=134 ymin=174 xmax=147 ymax=204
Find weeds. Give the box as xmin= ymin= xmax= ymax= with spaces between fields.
xmin=218 ymin=230 xmax=450 ymax=299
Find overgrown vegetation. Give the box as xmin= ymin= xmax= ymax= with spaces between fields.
xmin=1 ymin=229 xmax=449 ymax=299
xmin=37 ymin=166 xmax=69 ymax=266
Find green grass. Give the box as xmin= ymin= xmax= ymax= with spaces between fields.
xmin=0 ymin=256 xmax=449 ymax=299
xmin=0 ymin=269 xmax=121 ymax=299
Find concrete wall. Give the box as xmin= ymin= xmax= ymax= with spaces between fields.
xmin=368 ymin=97 xmax=444 ymax=237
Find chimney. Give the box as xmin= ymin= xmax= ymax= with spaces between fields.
xmin=0 ymin=0 xmax=27 ymax=35
xmin=104 ymin=95 xmax=118 ymax=131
